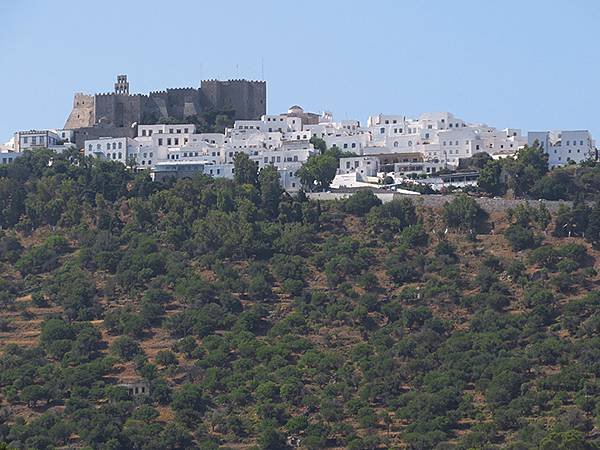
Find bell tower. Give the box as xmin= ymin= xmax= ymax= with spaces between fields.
xmin=114 ymin=74 xmax=129 ymax=95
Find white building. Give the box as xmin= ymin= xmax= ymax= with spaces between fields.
xmin=13 ymin=129 xmax=76 ymax=153
xmin=528 ymin=130 xmax=596 ymax=168
xmin=0 ymin=149 xmax=22 ymax=165
xmin=84 ymin=137 xmax=142 ymax=166
xmin=338 ymin=156 xmax=380 ymax=177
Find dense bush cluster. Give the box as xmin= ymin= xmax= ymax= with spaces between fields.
xmin=477 ymin=141 xmax=600 ymax=202
xmin=0 ymin=150 xmax=600 ymax=449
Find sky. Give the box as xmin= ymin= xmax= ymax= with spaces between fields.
xmin=1 ymin=0 xmax=599 ymax=142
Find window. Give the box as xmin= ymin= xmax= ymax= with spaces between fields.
xmin=118 ymin=152 xmax=122 ymax=159
xmin=167 ymin=138 xmax=172 ymax=145
xmin=158 ymin=138 xmax=163 ymax=145
xmin=106 ymin=143 xmax=110 ymax=150
xmin=394 ymin=141 xmax=399 ymax=148
xmin=112 ymin=143 xmax=116 ymax=150
xmin=142 ymin=130 xmax=147 ymax=136
xmin=88 ymin=145 xmax=92 ymax=151
xmin=118 ymin=142 xmax=122 ymax=149
xmin=23 ymin=137 xmax=28 ymax=143
xmin=380 ymin=128 xmax=385 ymax=134
xmin=97 ymin=144 xmax=101 ymax=150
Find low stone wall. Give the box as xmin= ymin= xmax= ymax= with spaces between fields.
xmin=307 ymin=192 xmax=572 ymax=213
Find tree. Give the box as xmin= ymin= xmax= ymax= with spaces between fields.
xmin=258 ymin=426 xmax=289 ymax=450
xmin=297 ymin=153 xmax=338 ymax=191
xmin=259 ymin=165 xmax=284 ymax=218
xmin=234 ymin=152 xmax=258 ymax=186
xmin=504 ymin=142 xmax=549 ymax=196
xmin=171 ymin=383 xmax=207 ymax=421
xmin=110 ymin=336 xmax=142 ymax=360
xmin=343 ymin=190 xmax=382 ymax=216
xmin=504 ymin=224 xmax=538 ymax=251
xmin=21 ymin=385 xmax=49 ymax=407
xmin=443 ymin=195 xmax=487 ymax=232
xmin=310 ymin=136 xmax=327 ymax=154
xmin=586 ymin=202 xmax=600 ymax=246
xmin=540 ymin=430 xmax=598 ymax=450
xmin=478 ymin=159 xmax=505 ymax=196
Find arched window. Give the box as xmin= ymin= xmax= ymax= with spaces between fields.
xmin=96 ymin=144 xmax=101 ymax=150
xmin=118 ymin=152 xmax=122 ymax=159
xmin=88 ymin=144 xmax=92 ymax=151
xmin=118 ymin=142 xmax=122 ymax=149
xmin=394 ymin=141 xmax=399 ymax=148
xmin=408 ymin=141 xmax=413 ymax=146
xmin=112 ymin=142 xmax=117 ymax=150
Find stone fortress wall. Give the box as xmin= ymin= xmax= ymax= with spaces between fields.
xmin=63 ymin=75 xmax=266 ymax=131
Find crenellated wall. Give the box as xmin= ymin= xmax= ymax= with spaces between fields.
xmin=64 ymin=78 xmax=266 ymax=130
xmin=201 ymin=79 xmax=266 ymax=120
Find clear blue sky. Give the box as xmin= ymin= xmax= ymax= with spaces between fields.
xmin=1 ymin=0 xmax=599 ymax=142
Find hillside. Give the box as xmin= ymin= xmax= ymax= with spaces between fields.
xmin=2 ymin=150 xmax=600 ymax=449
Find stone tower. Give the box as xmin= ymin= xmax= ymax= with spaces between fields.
xmin=114 ymin=75 xmax=129 ymax=95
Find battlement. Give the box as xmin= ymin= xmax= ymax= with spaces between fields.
xmin=165 ymin=87 xmax=197 ymax=91
xmin=65 ymin=75 xmax=266 ymax=129
xmin=202 ymin=78 xmax=265 ymax=83
xmin=94 ymin=92 xmax=147 ymax=98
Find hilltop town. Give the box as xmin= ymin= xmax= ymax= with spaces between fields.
xmin=4 ymin=75 xmax=600 ymax=449
xmin=1 ymin=75 xmax=596 ymax=195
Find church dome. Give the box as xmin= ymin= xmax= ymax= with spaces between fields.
xmin=288 ymin=105 xmax=304 ymax=114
